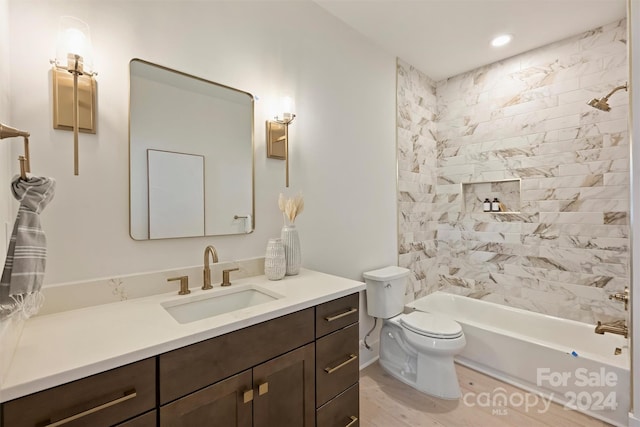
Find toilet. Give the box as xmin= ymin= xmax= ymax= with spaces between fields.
xmin=363 ymin=266 xmax=466 ymax=400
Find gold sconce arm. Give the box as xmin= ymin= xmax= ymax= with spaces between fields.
xmin=51 ymin=60 xmax=97 ymax=176
xmin=0 ymin=123 xmax=31 ymax=179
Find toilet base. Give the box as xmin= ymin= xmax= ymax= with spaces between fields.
xmin=379 ymin=320 xmax=464 ymax=400
xmin=378 ymin=355 xmax=461 ymax=400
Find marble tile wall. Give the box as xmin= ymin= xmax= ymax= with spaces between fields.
xmin=397 ymin=19 xmax=629 ymax=324
xmin=397 ymin=59 xmax=440 ymax=298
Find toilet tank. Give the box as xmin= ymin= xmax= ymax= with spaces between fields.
xmin=363 ymin=266 xmax=410 ymax=318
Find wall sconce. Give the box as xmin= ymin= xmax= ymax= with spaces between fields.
xmin=50 ymin=16 xmax=97 ymax=176
xmin=266 ymin=96 xmax=295 ymax=187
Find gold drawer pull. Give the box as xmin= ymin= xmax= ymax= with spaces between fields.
xmin=243 ymin=389 xmax=254 ymax=403
xmin=45 ymin=390 xmax=137 ymax=427
xmin=324 ymin=354 xmax=358 ymax=374
xmin=325 ymin=307 xmax=358 ymax=322
xmin=258 ymin=382 xmax=269 ymax=396
xmin=346 ymin=415 xmax=358 ymax=427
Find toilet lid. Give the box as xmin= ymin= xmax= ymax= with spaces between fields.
xmin=400 ymin=311 xmax=463 ymax=339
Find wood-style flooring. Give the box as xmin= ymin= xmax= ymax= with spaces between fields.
xmin=360 ymin=362 xmax=613 ymax=427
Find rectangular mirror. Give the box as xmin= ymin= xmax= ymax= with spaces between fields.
xmin=129 ymin=59 xmax=254 ymax=240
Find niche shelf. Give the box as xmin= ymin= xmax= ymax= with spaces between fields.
xmin=461 ymin=178 xmax=521 ymax=214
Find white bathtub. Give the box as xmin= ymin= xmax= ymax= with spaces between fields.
xmin=406 ymin=291 xmax=630 ymax=427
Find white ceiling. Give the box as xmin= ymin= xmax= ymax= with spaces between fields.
xmin=314 ymin=0 xmax=627 ymax=81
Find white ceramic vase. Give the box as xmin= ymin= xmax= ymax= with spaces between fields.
xmin=264 ymin=238 xmax=286 ymax=280
xmin=281 ymin=225 xmax=301 ymax=276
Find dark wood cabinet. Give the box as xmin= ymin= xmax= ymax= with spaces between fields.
xmin=1 ymin=293 xmax=360 ymax=427
xmin=315 ymin=294 xmax=360 ymax=427
xmin=253 ymin=343 xmax=315 ymax=427
xmin=316 ymin=385 xmax=359 ymax=427
xmin=159 ymin=308 xmax=315 ymax=405
xmin=160 ymin=371 xmax=253 ymax=427
xmin=160 ymin=343 xmax=316 ymax=427
xmin=1 ymin=358 xmax=156 ymax=427
xmin=316 ymin=324 xmax=359 ymax=407
xmin=117 ymin=411 xmax=158 ymax=427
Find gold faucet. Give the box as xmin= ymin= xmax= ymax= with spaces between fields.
xmin=203 ymin=245 xmax=219 ymax=290
xmin=595 ymin=320 xmax=628 ymax=338
xmin=609 ymin=287 xmax=629 ymax=311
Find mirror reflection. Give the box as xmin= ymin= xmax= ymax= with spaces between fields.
xmin=129 ymin=59 xmax=254 ymax=240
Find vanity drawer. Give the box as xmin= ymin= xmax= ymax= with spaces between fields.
xmin=316 ymin=323 xmax=359 ymax=407
xmin=2 ymin=358 xmax=156 ymax=427
xmin=116 ymin=410 xmax=157 ymax=427
xmin=316 ymin=384 xmax=359 ymax=427
xmin=159 ymin=307 xmax=315 ymax=404
xmin=316 ymin=293 xmax=359 ymax=338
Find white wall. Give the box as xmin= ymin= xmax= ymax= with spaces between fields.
xmin=0 ymin=0 xmax=11 ymax=265
xmin=6 ymin=0 xmax=398 ymax=286
xmin=629 ymin=1 xmax=640 ymax=424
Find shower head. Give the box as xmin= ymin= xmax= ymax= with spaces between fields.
xmin=587 ymin=97 xmax=611 ymax=112
xmin=587 ymin=82 xmax=628 ymax=112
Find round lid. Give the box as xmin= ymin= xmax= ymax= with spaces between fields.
xmin=362 ymin=266 xmax=410 ymax=281
xmin=400 ymin=311 xmax=462 ymax=338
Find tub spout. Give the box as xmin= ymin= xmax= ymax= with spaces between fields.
xmin=594 ymin=320 xmax=628 ymax=338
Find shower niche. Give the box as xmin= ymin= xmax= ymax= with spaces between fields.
xmin=462 ymin=179 xmax=521 ymax=213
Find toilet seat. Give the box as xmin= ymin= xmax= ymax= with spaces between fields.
xmin=400 ymin=311 xmax=463 ymax=339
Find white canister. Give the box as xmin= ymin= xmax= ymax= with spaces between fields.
xmin=264 ymin=238 xmax=286 ymax=280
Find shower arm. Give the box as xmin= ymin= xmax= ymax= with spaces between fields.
xmin=602 ymin=83 xmax=628 ymax=101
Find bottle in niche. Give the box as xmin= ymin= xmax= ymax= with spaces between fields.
xmin=483 ymin=198 xmax=491 ymax=212
xmin=491 ymin=198 xmax=501 ymax=212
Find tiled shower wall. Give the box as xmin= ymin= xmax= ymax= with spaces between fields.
xmin=398 ymin=19 xmax=629 ymax=324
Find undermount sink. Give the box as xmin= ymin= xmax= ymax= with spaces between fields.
xmin=162 ymin=285 xmax=283 ymax=324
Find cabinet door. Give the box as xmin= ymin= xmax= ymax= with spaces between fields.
xmin=160 ymin=370 xmax=252 ymax=427
xmin=253 ymin=343 xmax=315 ymax=427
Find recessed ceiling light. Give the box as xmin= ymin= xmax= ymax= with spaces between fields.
xmin=491 ymin=34 xmax=513 ymax=47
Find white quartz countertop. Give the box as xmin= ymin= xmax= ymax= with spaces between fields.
xmin=0 ymin=269 xmax=365 ymax=403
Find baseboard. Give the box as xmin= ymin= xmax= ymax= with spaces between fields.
xmin=629 ymin=412 xmax=640 ymax=427
xmin=359 ymin=355 xmax=379 ymax=370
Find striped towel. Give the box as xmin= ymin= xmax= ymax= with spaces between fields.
xmin=0 ymin=175 xmax=56 ymax=319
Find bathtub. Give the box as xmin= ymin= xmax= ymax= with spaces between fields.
xmin=406 ymin=291 xmax=630 ymax=427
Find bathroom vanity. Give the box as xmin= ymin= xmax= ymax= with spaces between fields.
xmin=0 ymin=269 xmax=364 ymax=427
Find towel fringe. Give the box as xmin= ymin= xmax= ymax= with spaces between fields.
xmin=0 ymin=292 xmax=44 ymax=320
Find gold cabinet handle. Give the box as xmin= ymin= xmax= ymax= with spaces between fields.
xmin=243 ymin=389 xmax=254 ymax=403
xmin=44 ymin=390 xmax=137 ymax=427
xmin=324 ymin=354 xmax=358 ymax=374
xmin=325 ymin=307 xmax=358 ymax=322
xmin=345 ymin=415 xmax=358 ymax=427
xmin=258 ymin=382 xmax=269 ymax=396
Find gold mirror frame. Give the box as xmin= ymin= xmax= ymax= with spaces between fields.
xmin=129 ymin=59 xmax=255 ymax=240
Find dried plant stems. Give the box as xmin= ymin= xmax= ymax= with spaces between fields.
xmin=279 ymin=193 xmax=304 ymax=225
